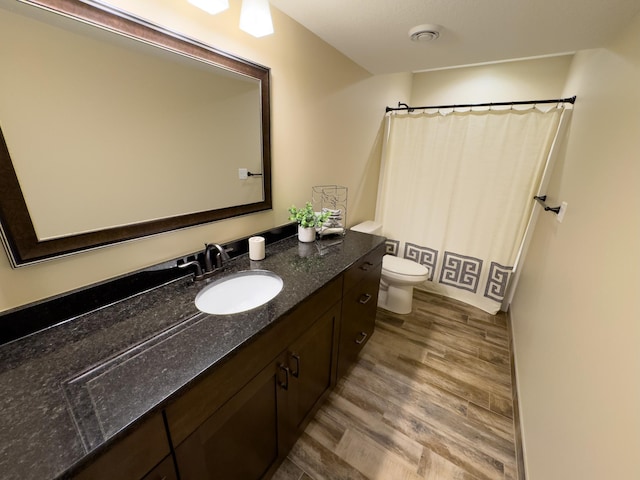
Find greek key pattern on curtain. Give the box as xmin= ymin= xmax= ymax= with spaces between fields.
xmin=404 ymin=242 xmax=438 ymax=281
xmin=385 ymin=239 xmax=512 ymax=302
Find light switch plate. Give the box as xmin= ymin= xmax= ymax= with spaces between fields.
xmin=556 ymin=201 xmax=568 ymax=223
xmin=238 ymin=168 xmax=248 ymax=179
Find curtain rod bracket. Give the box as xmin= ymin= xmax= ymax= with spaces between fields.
xmin=386 ymin=102 xmax=414 ymax=113
xmin=398 ymin=102 xmax=414 ymax=112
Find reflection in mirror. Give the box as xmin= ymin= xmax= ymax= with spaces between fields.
xmin=0 ymin=0 xmax=272 ymax=266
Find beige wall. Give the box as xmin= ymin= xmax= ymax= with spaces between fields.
xmin=409 ymin=53 xmax=640 ymax=479
xmin=411 ymin=55 xmax=574 ymax=106
xmin=411 ymin=45 xmax=640 ymax=478
xmin=510 ymin=14 xmax=640 ymax=480
xmin=0 ymin=0 xmax=411 ymax=311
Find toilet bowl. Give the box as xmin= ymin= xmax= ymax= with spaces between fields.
xmin=379 ymin=255 xmax=430 ymax=314
xmin=351 ymin=221 xmax=429 ymax=314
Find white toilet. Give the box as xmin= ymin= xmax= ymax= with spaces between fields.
xmin=351 ymin=221 xmax=430 ymax=314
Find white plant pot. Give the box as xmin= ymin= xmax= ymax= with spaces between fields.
xmin=297 ymin=225 xmax=316 ymax=243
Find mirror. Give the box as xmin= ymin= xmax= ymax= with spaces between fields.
xmin=0 ymin=0 xmax=272 ymax=266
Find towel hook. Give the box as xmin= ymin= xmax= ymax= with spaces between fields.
xmin=533 ymin=195 xmax=561 ymax=214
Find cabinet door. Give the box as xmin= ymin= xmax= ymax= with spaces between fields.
xmin=174 ymin=357 xmax=288 ymax=480
xmin=338 ymin=260 xmax=383 ymax=379
xmin=280 ymin=303 xmax=339 ymax=452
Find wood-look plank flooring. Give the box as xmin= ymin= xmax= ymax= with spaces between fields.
xmin=272 ymin=289 xmax=518 ymax=480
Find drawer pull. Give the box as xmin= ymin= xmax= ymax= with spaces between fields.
xmin=359 ymin=293 xmax=372 ymax=304
xmin=360 ymin=261 xmax=374 ymax=271
xmin=355 ymin=332 xmax=368 ymax=344
xmin=278 ymin=365 xmax=290 ymax=390
xmin=290 ymin=353 xmax=301 ymax=378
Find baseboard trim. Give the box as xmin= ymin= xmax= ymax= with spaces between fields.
xmin=506 ymin=309 xmax=526 ymax=480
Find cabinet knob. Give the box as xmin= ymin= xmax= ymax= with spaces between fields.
xmin=290 ymin=353 xmax=301 ymax=378
xmin=355 ymin=331 xmax=368 ymax=345
xmin=358 ymin=293 xmax=372 ymax=304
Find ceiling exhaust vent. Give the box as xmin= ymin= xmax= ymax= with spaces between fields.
xmin=409 ymin=24 xmax=441 ymax=42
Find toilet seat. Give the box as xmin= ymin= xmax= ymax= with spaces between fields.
xmin=382 ymin=255 xmax=429 ymax=277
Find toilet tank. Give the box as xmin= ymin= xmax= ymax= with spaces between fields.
xmin=350 ymin=221 xmax=382 ymax=235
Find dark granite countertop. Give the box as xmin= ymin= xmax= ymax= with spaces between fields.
xmin=0 ymin=230 xmax=385 ymax=480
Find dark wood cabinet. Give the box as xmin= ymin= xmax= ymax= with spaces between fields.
xmin=58 ymin=242 xmax=385 ymax=480
xmin=165 ymin=278 xmax=342 ymax=449
xmin=172 ymin=301 xmax=341 ymax=480
xmin=70 ymin=299 xmax=345 ymax=480
xmin=337 ymin=244 xmax=385 ymax=379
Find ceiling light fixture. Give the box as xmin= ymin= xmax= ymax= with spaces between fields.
xmin=188 ymin=0 xmax=229 ymax=15
xmin=240 ymin=0 xmax=274 ymax=38
xmin=409 ymin=24 xmax=441 ymax=42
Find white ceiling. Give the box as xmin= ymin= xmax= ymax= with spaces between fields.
xmin=270 ymin=0 xmax=640 ymax=74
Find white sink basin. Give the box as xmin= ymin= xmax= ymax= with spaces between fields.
xmin=195 ymin=270 xmax=283 ymax=315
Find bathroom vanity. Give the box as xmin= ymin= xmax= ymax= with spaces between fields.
xmin=0 ymin=229 xmax=385 ymax=480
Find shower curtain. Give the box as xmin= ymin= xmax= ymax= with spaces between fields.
xmin=377 ymin=106 xmax=564 ymax=314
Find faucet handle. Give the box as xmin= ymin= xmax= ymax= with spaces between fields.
xmin=178 ymin=259 xmax=203 ymax=279
xmin=218 ymin=245 xmax=231 ymax=261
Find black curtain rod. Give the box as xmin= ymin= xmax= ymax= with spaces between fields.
xmin=385 ymin=95 xmax=576 ymax=113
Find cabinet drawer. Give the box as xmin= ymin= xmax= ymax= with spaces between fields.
xmin=338 ymin=263 xmax=382 ymax=379
xmin=343 ymin=243 xmax=385 ymax=293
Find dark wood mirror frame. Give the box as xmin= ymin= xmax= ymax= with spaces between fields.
xmin=0 ymin=0 xmax=271 ymax=266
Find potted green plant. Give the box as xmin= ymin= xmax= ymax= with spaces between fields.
xmin=288 ymin=202 xmax=330 ymax=242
